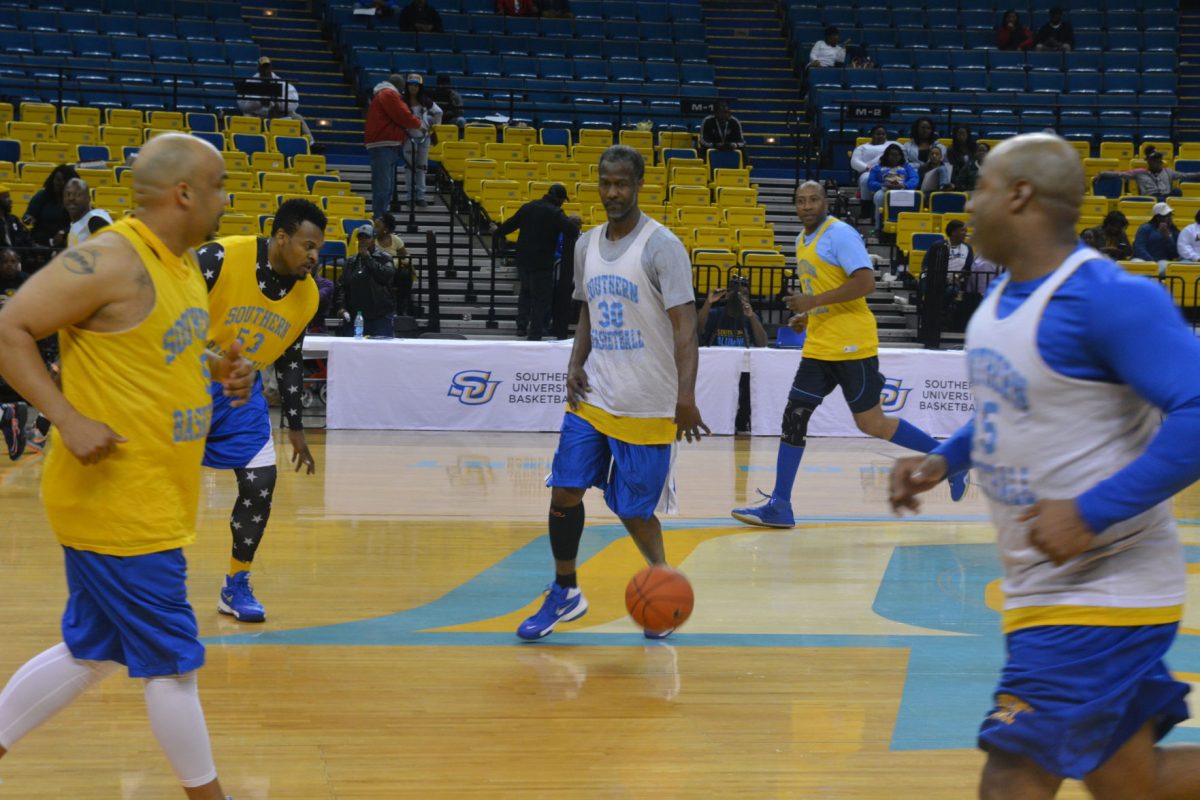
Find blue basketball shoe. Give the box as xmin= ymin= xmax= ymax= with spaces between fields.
xmin=219 ymin=571 xmax=266 ymax=622
xmin=731 ymin=489 xmax=795 ymax=528
xmin=517 ymin=583 xmax=589 ymax=640
xmin=643 ymin=627 xmax=675 ymax=640
xmin=949 ymin=471 xmax=969 ymax=502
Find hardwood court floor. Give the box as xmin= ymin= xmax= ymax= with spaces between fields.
xmin=3 ymin=430 xmax=1200 ymax=799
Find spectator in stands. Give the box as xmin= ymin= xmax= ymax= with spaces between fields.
xmin=1034 ymin=7 xmax=1074 ymax=52
xmin=903 ymin=118 xmax=950 ymax=189
xmin=953 ymin=141 xmax=989 ymax=192
xmin=430 ymin=74 xmax=465 ymax=132
xmin=310 ymin=272 xmax=335 ymax=333
xmin=398 ymin=0 xmax=443 ymax=32
xmin=0 ymin=247 xmax=27 ymax=308
xmin=1178 ymin=210 xmax=1200 ymax=262
xmin=0 ymin=185 xmax=36 ymax=269
xmin=539 ymin=0 xmax=571 ymax=17
xmin=493 ymin=183 xmax=581 ymax=341
xmin=918 ymin=146 xmax=950 ymax=193
xmin=919 ymin=220 xmax=975 ymax=348
xmin=698 ymin=278 xmax=765 ymax=432
xmin=358 ymin=0 xmax=396 ymax=16
xmin=852 ymin=125 xmax=899 ymax=219
xmin=996 ymin=10 xmax=1034 ymax=51
xmin=698 ymin=101 xmax=746 ymax=163
xmin=22 ymin=164 xmax=77 ymax=250
xmin=372 ymin=212 xmax=413 ymax=314
xmin=1098 ymin=151 xmax=1200 ymax=203
xmin=496 ymin=0 xmax=536 ymax=14
xmin=1086 ymin=211 xmax=1132 ymax=261
xmin=809 ymin=26 xmax=848 ymax=68
xmin=365 ymin=75 xmax=425 ymax=216
xmin=61 ymin=179 xmax=112 ymax=250
xmin=1133 ymin=202 xmax=1179 ymax=262
xmin=399 ymin=75 xmax=442 ymax=208
xmin=867 ymin=143 xmax=918 ymax=230
xmin=337 ymin=224 xmax=398 ymax=337
xmin=238 ymin=57 xmax=315 ymax=144
xmin=945 ymin=126 xmax=974 ymax=185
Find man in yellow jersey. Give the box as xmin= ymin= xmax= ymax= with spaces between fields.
xmin=517 ymin=144 xmax=709 ymax=641
xmin=731 ymin=181 xmax=966 ymax=528
xmin=0 ymin=134 xmax=252 ymax=800
xmin=195 ymin=198 xmax=325 ymax=622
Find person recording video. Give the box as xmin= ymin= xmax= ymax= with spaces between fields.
xmin=697 ymin=276 xmax=768 ymax=348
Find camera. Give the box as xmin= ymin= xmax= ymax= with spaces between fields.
xmin=727 ymin=274 xmax=750 ymax=296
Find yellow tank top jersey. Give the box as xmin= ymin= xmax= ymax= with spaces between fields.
xmin=206 ymin=236 xmax=318 ymax=370
xmin=795 ymin=217 xmax=879 ymax=361
xmin=42 ymin=218 xmax=212 ymax=556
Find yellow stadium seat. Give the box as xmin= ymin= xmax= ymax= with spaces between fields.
xmin=148 ymin=111 xmax=185 ymax=131
xmin=220 ymin=151 xmax=248 ymax=172
xmin=427 ymin=124 xmax=460 ymax=161
xmin=641 ymin=206 xmax=673 ymax=226
xmin=0 ymin=103 xmax=12 ymax=127
xmin=218 ymin=214 xmax=257 ymax=237
xmin=693 ymin=227 xmax=735 ymax=252
xmin=19 ymin=102 xmax=57 ymax=126
xmin=670 ymin=167 xmax=709 ymax=188
xmin=571 ymin=144 xmax=608 ymax=165
xmin=8 ymin=121 xmax=51 ymax=156
xmin=1117 ymin=198 xmax=1156 ymax=225
xmin=528 ymin=144 xmax=567 ymax=164
xmin=1178 ymin=143 xmax=1200 ymax=160
xmin=526 ymin=180 xmax=555 ymax=199
xmin=639 ymin=184 xmax=665 ymax=206
xmin=545 ymin=162 xmax=583 ymax=185
xmin=310 ymin=179 xmax=352 ymax=197
xmin=1099 ymin=141 xmax=1133 ymax=171
xmin=882 ymin=190 xmax=924 ymax=235
xmin=225 ymin=115 xmax=261 ymax=134
xmin=659 ymin=131 xmax=693 ymax=151
xmin=267 ymin=118 xmax=302 ymax=137
xmin=504 ymin=161 xmax=540 ymax=183
xmin=1118 ymin=261 xmax=1159 ymax=278
xmin=144 ymin=127 xmax=182 ymax=143
xmin=712 ymin=168 xmax=751 ymax=189
xmin=1164 ymin=263 xmax=1200 ymax=307
xmin=1082 ymin=157 xmax=1119 ymax=185
xmin=33 ymin=142 xmax=77 ymax=164
xmin=290 ymin=154 xmax=328 ymax=175
xmin=1170 ymin=197 xmax=1200 ymax=221
xmin=259 ymin=215 xmax=275 ymax=235
xmin=250 ymin=151 xmax=284 ymax=172
xmin=323 ymin=195 xmax=366 ymax=218
xmin=670 ymin=185 xmax=711 ymax=206
xmin=224 ymin=171 xmax=256 ymax=192
xmin=463 ymin=124 xmax=498 ymax=145
xmin=641 ymin=165 xmax=665 ymax=186
xmin=230 ymin=192 xmax=275 ymax=214
xmin=895 ymin=212 xmax=935 ymax=255
xmin=716 ymin=186 xmax=758 ymax=208
xmin=0 ymin=161 xmax=13 ymax=182
xmin=115 ymin=167 xmax=133 ymax=187
xmin=93 ymin=186 xmax=132 ymax=212
xmin=480 ymin=179 xmax=523 ymax=217
xmin=53 ymin=124 xmax=98 ymax=146
xmin=724 ymin=207 xmax=766 ymax=229
xmin=497 ymin=205 xmax=520 ymax=241
xmin=692 ymin=250 xmax=736 ymax=294
xmin=503 ymin=126 xmax=538 ymax=148
xmin=438 ymin=141 xmax=481 ymax=182
xmin=76 ymin=167 xmax=115 ymax=188
xmin=738 ymin=250 xmax=789 ymax=296
xmin=676 ymin=205 xmax=721 ymax=228
xmin=100 ymin=126 xmax=141 ymax=149
xmin=105 ymin=108 xmax=143 ymax=129
xmin=464 ymin=159 xmax=501 ymax=199
xmin=618 ymin=129 xmax=652 ymax=151
xmin=1076 ymin=216 xmax=1103 ymax=235
xmin=485 ymin=142 xmax=525 ymax=163
xmin=1142 ymin=141 xmax=1174 ymax=164
xmin=1180 ymin=182 xmax=1200 ymax=198
xmin=18 ymin=163 xmax=54 ymax=186
xmin=260 ymin=172 xmax=305 ymax=194
xmin=1065 ymin=140 xmax=1090 ymax=160
xmin=1080 ymin=195 xmax=1109 ymax=219
xmin=578 ymin=129 xmax=612 ymax=147
xmin=735 ymin=228 xmax=775 ymax=253
xmin=63 ymin=107 xmax=101 ymax=128
xmin=6 ymin=183 xmax=35 ymax=217
xmin=668 ymin=157 xmax=707 ymax=175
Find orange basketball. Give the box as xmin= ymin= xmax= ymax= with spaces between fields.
xmin=625 ymin=565 xmax=695 ymax=632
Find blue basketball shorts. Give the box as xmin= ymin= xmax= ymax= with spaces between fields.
xmin=61 ymin=546 xmax=205 ymax=678
xmin=547 ymin=412 xmax=672 ymax=520
xmin=978 ymin=622 xmax=1189 ymax=780
xmin=203 ymin=374 xmax=272 ymax=470
xmin=789 ymin=355 xmax=885 ymax=414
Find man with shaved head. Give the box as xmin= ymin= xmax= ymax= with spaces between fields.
xmin=62 ymin=177 xmax=112 ymax=249
xmin=891 ymin=133 xmax=1200 ymax=799
xmin=0 ymin=133 xmax=252 ymax=799
xmin=731 ymin=180 xmax=965 ymax=529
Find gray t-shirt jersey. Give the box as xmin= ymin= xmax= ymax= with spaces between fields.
xmin=571 ymin=212 xmax=695 ymax=418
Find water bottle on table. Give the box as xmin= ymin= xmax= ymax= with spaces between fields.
xmin=354 ymin=311 xmax=364 ymax=339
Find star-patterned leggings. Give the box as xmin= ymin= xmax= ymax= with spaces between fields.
xmin=230 ymin=465 xmax=277 ymax=564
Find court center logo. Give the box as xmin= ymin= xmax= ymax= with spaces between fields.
xmin=881 ymin=377 xmax=912 ymax=412
xmin=449 ymin=370 xmax=502 ymax=405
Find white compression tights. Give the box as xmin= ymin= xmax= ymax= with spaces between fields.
xmin=0 ymin=643 xmax=217 ymax=789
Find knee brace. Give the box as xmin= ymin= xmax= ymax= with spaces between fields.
xmin=780 ymin=399 xmax=814 ymax=448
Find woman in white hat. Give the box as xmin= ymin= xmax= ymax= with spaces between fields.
xmin=400 ymin=73 xmax=443 ymax=207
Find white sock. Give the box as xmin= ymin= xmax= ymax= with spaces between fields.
xmin=143 ymin=673 xmax=218 ymax=788
xmin=0 ymin=642 xmax=118 ymax=750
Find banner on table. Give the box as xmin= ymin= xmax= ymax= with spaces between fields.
xmin=748 ymin=348 xmax=972 ymax=438
xmin=325 ymin=339 xmax=745 ymax=434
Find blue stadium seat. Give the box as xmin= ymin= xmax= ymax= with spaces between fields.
xmin=646 ymin=62 xmax=679 ymax=84
xmin=1025 ymin=52 xmax=1061 ymax=72
xmin=1102 ymin=73 xmax=1139 ymax=94
xmin=455 ymin=34 xmax=493 ymax=55
xmin=469 ymin=15 xmax=503 ymax=35
xmin=874 ymin=49 xmax=911 ymax=69
xmin=988 ymin=71 xmax=1025 ymax=92
xmin=912 ymin=50 xmax=952 ymax=70
xmin=493 ymin=36 xmax=527 ymax=56
xmin=680 ymin=64 xmax=715 ymax=85
xmin=574 ymin=60 xmax=608 ymax=82
xmin=1141 ymin=52 xmax=1175 ymax=73
xmin=673 ymin=22 xmax=705 ymax=42
xmin=1028 ymin=72 xmax=1064 ymax=94
xmin=1066 ymin=71 xmax=1100 ymax=94
xmin=916 ymin=72 xmax=951 ymax=91
xmin=1064 ymin=51 xmax=1103 ymax=73
xmin=187 ymin=112 xmax=218 ymax=131
xmin=503 ymin=16 xmax=538 ymax=37
xmin=988 ymin=51 xmax=1025 ymax=71
xmin=610 ymin=61 xmax=644 ymax=82
xmin=34 ymin=32 xmax=72 ymax=56
xmin=959 ymin=9 xmax=992 ymax=29
xmin=639 ymin=3 xmax=670 ymax=24
xmin=669 ymin=2 xmax=701 ymax=23
xmin=467 ymin=55 xmax=502 ymax=77
xmin=952 ymin=70 xmax=987 ymax=91
xmin=1104 ymin=31 xmax=1141 ymax=51
xmin=78 ymin=144 xmax=110 ymax=162
xmin=439 ymin=13 xmax=470 ymax=33
xmin=569 ymin=39 xmax=603 ymax=59
xmin=880 ymin=68 xmax=915 ymax=90
xmin=1142 ymin=11 xmax=1177 ymax=30
xmin=1074 ymin=30 xmax=1103 ymax=51
xmin=949 ymin=50 xmax=987 ymax=70
xmin=429 ymin=53 xmax=466 ymax=75
xmin=59 ymin=13 xmax=97 ymax=34
xmin=137 ymin=16 xmax=177 ymax=38
xmin=859 ymin=27 xmax=898 ymax=49
xmin=847 ymin=71 xmax=879 ymax=89
xmin=607 ymin=1 xmax=638 ymax=20
xmin=73 ymin=33 xmax=113 ymax=56
xmin=191 ymin=130 xmax=224 ymax=150
xmin=573 ymin=0 xmax=603 ymax=19
xmin=19 ymin=10 xmax=60 ymax=32
xmin=1104 ymin=52 xmax=1139 ymax=73
xmin=190 ymin=42 xmax=226 ymax=65
xmin=1142 ymin=73 xmax=1177 ymax=94
xmin=225 ymin=43 xmax=259 ymax=66
xmin=540 ymin=17 xmax=573 ymax=37
xmin=1143 ymin=31 xmax=1178 ymax=51
xmin=502 ymin=56 xmax=539 ymax=78
xmin=1104 ymin=9 xmax=1138 ymax=30
xmin=603 ymin=40 xmax=639 ymax=60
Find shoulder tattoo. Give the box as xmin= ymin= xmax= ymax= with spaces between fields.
xmin=62 ymin=249 xmax=98 ymax=275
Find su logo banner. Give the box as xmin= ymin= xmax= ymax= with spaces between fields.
xmin=881 ymin=377 xmax=912 ymax=413
xmin=449 ymin=370 xmax=502 ymax=405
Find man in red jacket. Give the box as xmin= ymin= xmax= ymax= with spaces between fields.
xmin=365 ymin=74 xmax=424 ymax=215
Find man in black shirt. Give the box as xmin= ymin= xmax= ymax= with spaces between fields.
xmin=337 ymin=224 xmax=398 ymax=337
xmin=398 ymin=0 xmax=443 ymax=32
xmin=698 ymin=101 xmax=746 ymax=163
xmin=1034 ymin=7 xmax=1074 ymax=52
xmin=494 ymin=184 xmax=581 ymax=341
xmin=0 ymin=186 xmax=39 ymax=271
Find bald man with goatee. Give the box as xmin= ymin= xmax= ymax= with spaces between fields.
xmin=0 ymin=134 xmax=253 ymax=799
xmin=891 ymin=132 xmax=1200 ymax=799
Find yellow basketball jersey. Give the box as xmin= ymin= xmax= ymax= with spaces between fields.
xmin=42 ymin=218 xmax=212 ymax=556
xmin=795 ymin=217 xmax=879 ymax=361
xmin=206 ymin=236 xmax=318 ymax=370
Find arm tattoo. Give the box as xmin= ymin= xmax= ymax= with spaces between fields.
xmin=62 ymin=250 xmax=98 ymax=275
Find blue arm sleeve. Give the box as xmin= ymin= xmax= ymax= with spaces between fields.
xmin=932 ymin=418 xmax=974 ymax=476
xmin=903 ymin=165 xmax=919 ymax=189
xmin=867 ymin=165 xmax=884 ymax=192
xmin=1075 ymin=277 xmax=1200 ymax=532
xmin=1132 ymin=225 xmax=1153 ymax=261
